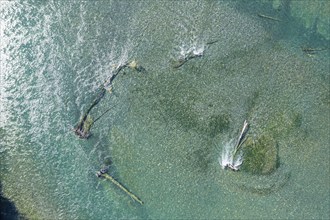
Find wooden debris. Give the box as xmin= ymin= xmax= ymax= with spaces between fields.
xmin=302 ymin=47 xmax=329 ymax=55
xmin=73 ymin=60 xmax=145 ymax=139
xmin=173 ymin=51 xmax=203 ymax=69
xmin=232 ymin=120 xmax=249 ymax=158
xmin=99 ymin=173 xmax=144 ymax=205
xmin=257 ymin=13 xmax=281 ymax=22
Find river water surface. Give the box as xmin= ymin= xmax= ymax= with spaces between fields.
xmin=0 ymin=1 xmax=329 ymax=219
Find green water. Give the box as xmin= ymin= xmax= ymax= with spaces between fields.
xmin=0 ymin=0 xmax=329 ymax=219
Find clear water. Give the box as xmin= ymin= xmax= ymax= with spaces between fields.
xmin=0 ymin=0 xmax=329 ymax=219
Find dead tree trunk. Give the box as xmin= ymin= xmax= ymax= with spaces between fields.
xmin=73 ymin=61 xmax=145 ymax=139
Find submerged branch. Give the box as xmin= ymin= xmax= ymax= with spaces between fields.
xmin=257 ymin=13 xmax=281 ymax=22
xmin=73 ymin=87 xmax=106 ymax=139
xmin=233 ymin=120 xmax=249 ymax=158
xmin=301 ymin=46 xmax=329 ymax=55
xmin=93 ymin=108 xmax=112 ymax=124
xmin=220 ymin=120 xmax=249 ymax=171
xmin=99 ymin=172 xmax=144 ymax=205
xmin=173 ymin=39 xmax=219 ymax=69
xmin=73 ymin=60 xmax=145 ymax=139
xmin=173 ymin=51 xmax=203 ymax=69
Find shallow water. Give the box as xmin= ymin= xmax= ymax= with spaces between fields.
xmin=0 ymin=0 xmax=329 ymax=219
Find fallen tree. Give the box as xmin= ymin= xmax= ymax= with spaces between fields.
xmin=73 ymin=60 xmax=145 ymax=139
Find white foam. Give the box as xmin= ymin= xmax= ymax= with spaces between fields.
xmin=219 ymin=139 xmax=243 ymax=171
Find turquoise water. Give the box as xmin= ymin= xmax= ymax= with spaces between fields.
xmin=0 ymin=0 xmax=329 ymax=219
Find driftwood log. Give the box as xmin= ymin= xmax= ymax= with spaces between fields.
xmin=73 ymin=61 xmax=145 ymax=139
xmin=73 ymin=87 xmax=106 ymax=139
xmin=173 ymin=51 xmax=203 ymax=69
xmin=172 ymin=40 xmax=218 ymax=69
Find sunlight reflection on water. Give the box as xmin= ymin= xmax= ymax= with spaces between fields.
xmin=0 ymin=0 xmax=329 ymax=219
